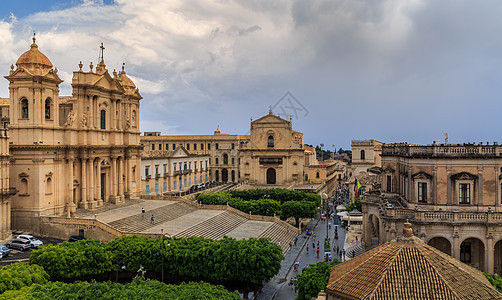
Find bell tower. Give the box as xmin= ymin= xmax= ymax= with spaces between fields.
xmin=4 ymin=35 xmax=63 ymax=144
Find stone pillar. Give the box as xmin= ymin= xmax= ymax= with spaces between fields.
xmin=478 ymin=166 xmax=483 ymax=206
xmin=407 ymin=168 xmax=412 ymax=202
xmin=96 ymin=158 xmax=103 ymax=206
xmin=124 ymin=153 xmax=131 ymax=198
xmin=88 ymin=158 xmax=97 ymax=209
xmin=432 ymin=166 xmax=437 ymax=205
xmin=111 ymin=156 xmax=117 ymax=196
xmin=111 ymin=100 xmax=116 ymax=130
xmin=487 ymin=234 xmax=494 ymax=274
xmin=80 ymin=158 xmax=88 ymax=209
xmin=118 ymin=157 xmax=124 ymax=203
xmin=452 ymin=227 xmax=460 ymax=261
xmin=119 ymin=157 xmax=124 ymax=196
xmin=496 ymin=166 xmax=500 ymax=208
xmin=447 ymin=167 xmax=452 ymax=205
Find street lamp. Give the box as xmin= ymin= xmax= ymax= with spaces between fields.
xmin=115 ymin=252 xmax=127 ymax=283
xmin=161 ymin=228 xmax=171 ymax=283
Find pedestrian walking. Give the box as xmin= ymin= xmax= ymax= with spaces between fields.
xmin=316 ymin=247 xmax=320 ymax=259
xmin=289 ymin=278 xmax=294 ymax=289
xmin=312 ymin=241 xmax=315 ymax=249
xmin=294 ymin=237 xmax=298 ymax=246
xmin=141 ymin=207 xmax=145 ymax=216
xmin=355 ymin=236 xmax=358 ymax=244
xmin=328 ymin=222 xmax=331 ymax=229
xmin=150 ymin=214 xmax=154 ymax=224
xmin=342 ymin=249 xmax=346 ymax=261
xmin=352 ymin=250 xmax=355 ymax=258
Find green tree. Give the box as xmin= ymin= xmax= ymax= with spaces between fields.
xmin=485 ymin=273 xmax=502 ymax=292
xmin=29 ymin=239 xmax=113 ymax=279
xmin=0 ymin=262 xmax=48 ymax=294
xmin=295 ymin=260 xmax=340 ymax=300
xmin=346 ymin=197 xmax=362 ymax=212
xmin=280 ymin=201 xmax=316 ymax=227
xmin=0 ymin=279 xmax=241 ymax=300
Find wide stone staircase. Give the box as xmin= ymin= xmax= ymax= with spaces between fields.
xmin=108 ymin=202 xmax=196 ymax=232
xmin=346 ymin=242 xmax=373 ymax=259
xmin=258 ymin=223 xmax=298 ymax=253
xmin=175 ymin=211 xmax=248 ymax=240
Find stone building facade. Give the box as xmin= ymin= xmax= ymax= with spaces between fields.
xmin=362 ymin=142 xmax=502 ymax=274
xmin=141 ymin=145 xmax=210 ymax=194
xmin=351 ymin=139 xmax=382 ymax=176
xmin=140 ymin=112 xmax=337 ymax=193
xmin=239 ymin=112 xmax=305 ymax=187
xmin=4 ymin=37 xmax=142 ymax=231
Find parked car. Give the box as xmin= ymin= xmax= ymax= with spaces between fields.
xmin=68 ymin=235 xmax=85 ymax=242
xmin=16 ymin=235 xmax=43 ymax=249
xmin=6 ymin=239 xmax=32 ymax=251
xmin=0 ymin=245 xmax=10 ymax=257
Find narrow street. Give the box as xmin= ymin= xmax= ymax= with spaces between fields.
xmin=255 ymin=190 xmax=349 ymax=300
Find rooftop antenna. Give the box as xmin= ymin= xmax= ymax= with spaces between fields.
xmin=444 ymin=132 xmax=448 ymax=145
xmin=98 ymin=42 xmax=105 ymax=63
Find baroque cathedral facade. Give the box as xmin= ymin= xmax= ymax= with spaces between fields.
xmin=0 ymin=37 xmax=142 ymax=236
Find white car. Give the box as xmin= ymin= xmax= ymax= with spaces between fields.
xmin=16 ymin=235 xmax=43 ymax=249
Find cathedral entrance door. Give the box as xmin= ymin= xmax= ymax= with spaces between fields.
xmin=222 ymin=169 xmax=228 ymax=182
xmin=101 ymin=173 xmax=106 ymax=201
xmin=267 ymin=168 xmax=276 ymax=184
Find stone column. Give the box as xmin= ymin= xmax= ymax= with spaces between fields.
xmin=80 ymin=158 xmax=88 ymax=209
xmin=407 ymin=168 xmax=412 ymax=202
xmin=496 ymin=166 xmax=500 ymax=208
xmin=89 ymin=158 xmax=94 ymax=200
xmin=111 ymin=156 xmax=117 ymax=196
xmin=447 ymin=167 xmax=452 ymax=205
xmin=452 ymin=227 xmax=460 ymax=261
xmin=124 ymin=153 xmax=130 ymax=198
xmin=118 ymin=157 xmax=124 ymax=201
xmin=96 ymin=158 xmax=102 ymax=206
xmin=478 ymin=166 xmax=483 ymax=206
xmin=432 ymin=166 xmax=437 ymax=205
xmin=487 ymin=234 xmax=494 ymax=274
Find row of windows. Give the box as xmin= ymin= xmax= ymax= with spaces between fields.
xmin=214 ymin=154 xmax=235 ymax=165
xmin=149 ymin=142 xmax=239 ymax=151
xmin=145 ymin=161 xmax=209 ymax=177
xmin=19 ymin=98 xmax=136 ymax=130
xmin=145 ymin=175 xmax=209 ymax=194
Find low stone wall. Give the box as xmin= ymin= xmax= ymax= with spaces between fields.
xmin=36 ymin=216 xmax=163 ymax=241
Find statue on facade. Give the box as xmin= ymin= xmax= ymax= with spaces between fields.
xmin=64 ymin=110 xmax=76 ymax=126
xmin=125 ymin=116 xmax=131 ymax=129
xmin=80 ymin=112 xmax=88 ymax=128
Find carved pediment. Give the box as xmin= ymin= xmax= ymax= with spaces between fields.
xmin=452 ymin=172 xmax=477 ymax=180
xmin=101 ymin=159 xmax=110 ymax=166
xmin=19 ymin=172 xmax=29 ymax=178
xmin=45 ymin=172 xmax=53 ymax=177
xmin=413 ymin=172 xmax=432 ymax=180
xmin=383 ymin=166 xmax=395 ymax=173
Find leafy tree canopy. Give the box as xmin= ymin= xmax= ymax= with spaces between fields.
xmin=295 ymin=260 xmax=340 ymax=300
xmin=0 ymin=279 xmax=240 ymax=300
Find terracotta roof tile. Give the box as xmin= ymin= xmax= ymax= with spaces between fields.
xmin=326 ymin=222 xmax=502 ymax=300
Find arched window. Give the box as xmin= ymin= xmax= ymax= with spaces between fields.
xmin=100 ymin=110 xmax=106 ymax=129
xmin=360 ymin=150 xmax=366 ymax=160
xmin=45 ymin=99 xmax=51 ymax=119
xmin=316 ymin=172 xmax=320 ymax=178
xmin=21 ymin=99 xmax=29 ymax=119
xmin=268 ymin=136 xmax=274 ymax=147
xmin=223 ymin=153 xmax=228 ymax=165
xmin=215 ymin=170 xmax=219 ymax=182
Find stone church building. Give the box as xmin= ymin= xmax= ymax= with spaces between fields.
xmin=1 ymin=37 xmax=142 ymax=234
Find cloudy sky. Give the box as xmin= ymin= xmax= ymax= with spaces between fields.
xmin=1 ymin=0 xmax=501 ymax=149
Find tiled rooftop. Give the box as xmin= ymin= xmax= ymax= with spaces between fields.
xmin=326 ymin=222 xmax=502 ymax=299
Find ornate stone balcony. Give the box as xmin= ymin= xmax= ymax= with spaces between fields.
xmin=364 ymin=193 xmax=502 ymax=224
xmin=0 ymin=187 xmax=17 ymax=196
xmin=381 ymin=143 xmax=499 ymax=158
